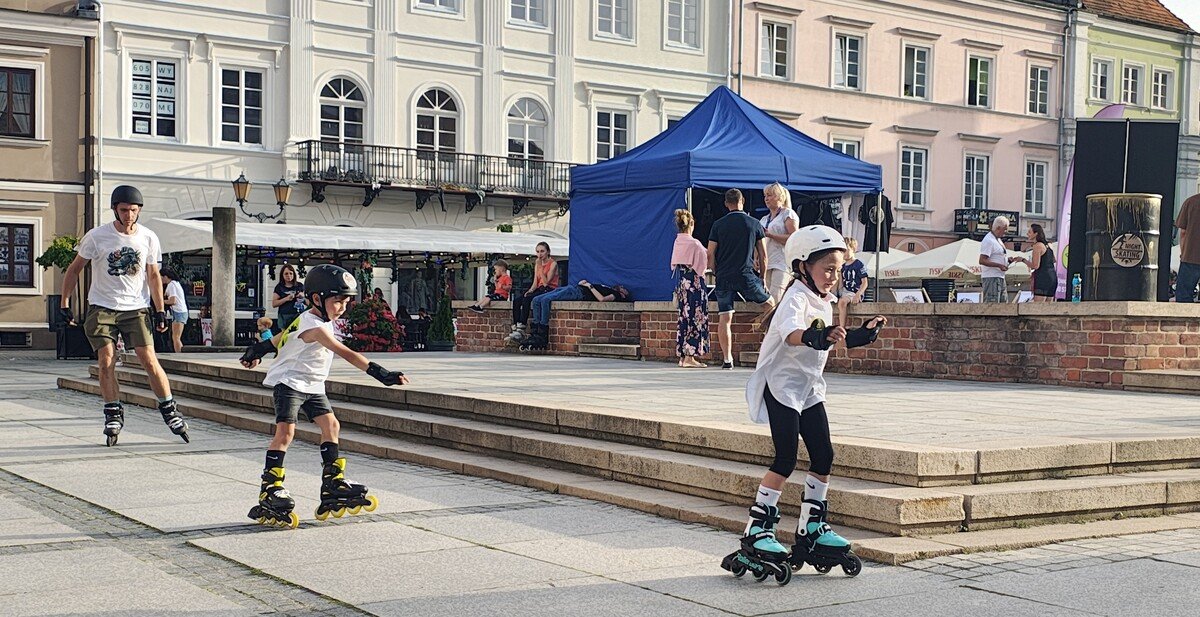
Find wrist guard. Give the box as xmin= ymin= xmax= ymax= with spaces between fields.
xmin=801 ymin=319 xmax=837 ymax=351
xmin=367 ymin=361 xmax=404 ymax=386
xmin=844 ymin=324 xmax=882 ymax=349
xmin=239 ymin=338 xmax=276 ymax=365
xmin=58 ymin=306 xmax=75 ymax=326
xmin=153 ymin=311 xmax=168 ymax=331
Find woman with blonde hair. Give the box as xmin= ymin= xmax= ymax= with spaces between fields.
xmin=837 ymin=237 xmax=868 ymax=329
xmin=760 ymin=182 xmax=799 ymax=303
xmin=670 ymin=209 xmax=710 ymax=367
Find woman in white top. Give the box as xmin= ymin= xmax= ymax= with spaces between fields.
xmin=160 ymin=268 xmax=188 ymax=353
xmin=759 ymin=182 xmax=800 ymax=303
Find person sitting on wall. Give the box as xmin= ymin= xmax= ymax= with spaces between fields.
xmin=521 ymin=280 xmax=632 ymax=350
xmin=468 ymin=259 xmax=512 ymax=313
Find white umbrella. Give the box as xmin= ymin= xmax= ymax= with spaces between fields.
xmin=858 ymin=249 xmax=914 ymax=275
xmin=882 ymin=238 xmax=1029 ymax=280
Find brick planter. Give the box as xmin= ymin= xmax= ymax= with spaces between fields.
xmin=454 ymin=300 xmax=1200 ymax=390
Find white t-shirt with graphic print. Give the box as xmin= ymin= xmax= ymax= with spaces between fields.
xmin=76 ymin=222 xmax=163 ymax=311
xmin=264 ymin=311 xmax=335 ymax=395
xmin=744 ymin=282 xmax=834 ymax=424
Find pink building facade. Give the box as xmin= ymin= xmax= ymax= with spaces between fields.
xmin=737 ymin=0 xmax=1068 ymax=252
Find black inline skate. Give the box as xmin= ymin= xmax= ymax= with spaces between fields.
xmin=158 ymin=399 xmax=190 ymax=443
xmin=102 ymin=402 xmax=124 ymax=447
xmin=248 ymin=466 xmax=299 ymax=529
xmin=720 ymin=503 xmax=793 ymax=585
xmin=519 ymin=323 xmax=549 ymax=352
xmin=315 ymin=458 xmax=378 ymax=520
xmin=788 ymin=499 xmax=862 ymax=576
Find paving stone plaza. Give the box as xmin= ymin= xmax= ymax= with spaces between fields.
xmin=4 ymin=350 xmax=1200 ymax=616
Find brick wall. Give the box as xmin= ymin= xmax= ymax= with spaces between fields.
xmin=454 ymin=301 xmax=1200 ymax=389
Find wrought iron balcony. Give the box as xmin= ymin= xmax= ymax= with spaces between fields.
xmin=954 ymin=208 xmax=1021 ymax=240
xmin=296 ymin=140 xmax=574 ymax=207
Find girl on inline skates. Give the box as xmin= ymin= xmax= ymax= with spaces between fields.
xmin=239 ymin=264 xmax=409 ymax=528
xmin=720 ymin=225 xmax=886 ymax=584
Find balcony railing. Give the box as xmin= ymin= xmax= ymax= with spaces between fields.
xmin=296 ymin=140 xmax=574 ymax=202
xmin=954 ymin=208 xmax=1021 ymax=240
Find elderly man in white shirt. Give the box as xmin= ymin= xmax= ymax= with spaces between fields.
xmin=978 ymin=216 xmax=1011 ymax=303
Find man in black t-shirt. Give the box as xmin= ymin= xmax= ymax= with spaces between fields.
xmin=708 ymin=188 xmax=774 ymax=369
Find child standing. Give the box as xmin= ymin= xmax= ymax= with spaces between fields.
xmin=836 ymin=237 xmax=868 ymax=329
xmin=239 ymin=264 xmax=409 ymax=528
xmin=467 ymin=259 xmax=512 ymax=313
xmin=720 ymin=225 xmax=886 ymax=584
xmin=256 ymin=317 xmax=274 ymax=341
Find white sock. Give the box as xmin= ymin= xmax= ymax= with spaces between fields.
xmin=799 ymin=475 xmax=830 ymax=535
xmin=745 ymin=485 xmax=782 ymax=534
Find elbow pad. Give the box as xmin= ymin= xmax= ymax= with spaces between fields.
xmin=239 ymin=338 xmax=277 ymax=365
xmin=801 ymin=319 xmax=836 ymax=351
xmin=844 ymin=324 xmax=881 ymax=349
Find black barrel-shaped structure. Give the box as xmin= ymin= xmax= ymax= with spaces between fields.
xmin=1084 ymin=193 xmax=1160 ymax=301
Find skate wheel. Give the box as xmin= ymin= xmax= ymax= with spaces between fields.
xmin=349 ymin=505 xmax=362 ymax=515
xmin=315 ymin=508 xmax=330 ymax=521
xmin=180 ymin=432 xmax=190 ymax=444
xmin=814 ymin=563 xmax=833 ymax=574
xmin=106 ymin=434 xmax=118 ymax=447
xmin=842 ymin=554 xmax=862 ymax=577
xmin=775 ymin=567 xmax=792 ymax=586
xmin=287 ymin=512 xmax=300 ymax=529
xmin=730 ymin=562 xmax=746 ymax=577
xmin=790 ymin=560 xmax=804 ymax=573
xmin=332 ymin=507 xmax=346 ymax=518
xmin=255 ymin=516 xmax=265 ymax=524
xmin=753 ymin=571 xmax=770 ymax=583
xmin=363 ymin=495 xmax=378 ymax=512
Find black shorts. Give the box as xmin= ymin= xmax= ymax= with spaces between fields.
xmin=487 ymin=293 xmax=507 ymax=301
xmin=273 ymin=383 xmax=333 ymax=424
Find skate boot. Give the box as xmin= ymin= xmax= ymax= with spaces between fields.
xmin=505 ymin=323 xmax=527 ymax=346
xmin=520 ymin=324 xmax=548 ymax=352
xmin=248 ymin=467 xmax=299 ymax=529
xmin=720 ymin=503 xmax=793 ymax=585
xmin=315 ymin=458 xmax=378 ymax=520
xmin=788 ymin=499 xmax=861 ymax=576
xmin=102 ymin=402 xmax=124 ymax=447
xmin=158 ymin=399 xmax=190 ymax=443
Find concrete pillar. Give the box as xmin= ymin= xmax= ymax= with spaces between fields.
xmin=212 ymin=206 xmax=236 ymax=347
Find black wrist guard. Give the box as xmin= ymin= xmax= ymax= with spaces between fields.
xmin=845 ymin=324 xmax=882 ymax=349
xmin=58 ymin=307 xmax=75 ymax=326
xmin=239 ymin=338 xmax=276 ymax=365
xmin=367 ymin=361 xmax=404 ymax=386
xmin=801 ymin=319 xmax=837 ymax=351
xmin=153 ymin=311 xmax=168 ymax=331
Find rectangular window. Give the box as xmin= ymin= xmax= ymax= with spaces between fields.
xmin=0 ymin=223 xmax=34 ymax=288
xmin=131 ymin=58 xmax=177 ymax=138
xmin=666 ymin=117 xmax=682 ymax=131
xmin=1024 ymin=161 xmax=1047 ymax=216
xmin=597 ymin=0 xmax=631 ymax=39
xmin=0 ymin=67 xmax=35 ymax=138
xmin=417 ymin=0 xmax=459 ymax=11
xmin=832 ymin=139 xmax=861 ymax=159
xmin=1091 ymin=59 xmax=1111 ymax=100
xmin=903 ymin=45 xmax=929 ymax=99
xmin=1028 ymin=65 xmax=1050 ymax=115
xmin=596 ymin=110 xmax=628 ymax=161
xmin=900 ymin=147 xmax=927 ymax=209
xmin=967 ymin=56 xmax=991 ymax=108
xmin=667 ymin=0 xmax=699 ymax=48
xmin=760 ymin=21 xmax=789 ymax=78
xmin=510 ymin=0 xmax=545 ymax=25
xmin=220 ymin=69 xmax=263 ymax=145
xmin=963 ymin=154 xmax=989 ymax=210
xmin=1122 ymin=64 xmax=1142 ymax=106
xmin=834 ymin=34 xmax=862 ymax=90
xmin=1152 ymin=69 xmax=1173 ymax=109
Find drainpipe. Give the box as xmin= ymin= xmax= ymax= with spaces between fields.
xmin=1056 ymin=3 xmax=1079 ymax=227
xmin=96 ymin=1 xmax=104 ymax=231
xmin=726 ymin=0 xmax=734 ymax=89
xmin=737 ymin=0 xmax=744 ymax=94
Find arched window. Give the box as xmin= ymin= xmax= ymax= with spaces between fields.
xmin=415 ymin=88 xmax=458 ymax=153
xmin=319 ymin=78 xmax=365 ymax=145
xmin=506 ymin=98 xmax=547 ymax=160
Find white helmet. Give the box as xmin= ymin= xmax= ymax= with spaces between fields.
xmin=785 ymin=225 xmax=847 ymax=266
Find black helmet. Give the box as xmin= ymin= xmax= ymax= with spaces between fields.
xmin=111 ymin=185 xmax=144 ymax=208
xmin=304 ymin=264 xmax=358 ymax=320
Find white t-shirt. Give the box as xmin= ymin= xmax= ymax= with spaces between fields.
xmin=165 ymin=280 xmax=187 ymax=312
xmin=760 ymin=208 xmax=800 ymax=272
xmin=980 ymin=232 xmax=1008 ymax=280
xmin=264 ymin=311 xmax=334 ymax=395
xmin=76 ymin=223 xmax=163 ymax=311
xmin=744 ymin=282 xmax=834 ymax=424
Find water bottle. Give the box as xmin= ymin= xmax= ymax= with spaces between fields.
xmin=1071 ymin=274 xmax=1082 ymax=303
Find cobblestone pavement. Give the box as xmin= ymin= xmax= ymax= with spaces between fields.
xmin=4 ymin=351 xmax=1200 ymax=616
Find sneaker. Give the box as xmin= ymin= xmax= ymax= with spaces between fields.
xmin=468 ymin=305 xmax=484 ymax=314
xmin=721 ymin=362 xmax=734 ymax=370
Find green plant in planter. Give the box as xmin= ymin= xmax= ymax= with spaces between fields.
xmin=428 ymin=296 xmax=455 ymax=344
xmin=496 ymin=224 xmax=513 ymax=233
xmin=35 ymin=235 xmax=80 ymax=271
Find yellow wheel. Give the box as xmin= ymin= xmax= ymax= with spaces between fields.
xmin=256 ymin=516 xmax=266 ymax=524
xmin=287 ymin=512 xmax=300 ymax=529
xmin=332 ymin=507 xmax=346 ymax=518
xmin=349 ymin=505 xmax=362 ymax=515
xmin=315 ymin=508 xmax=330 ymax=521
xmin=363 ymin=495 xmax=379 ymax=512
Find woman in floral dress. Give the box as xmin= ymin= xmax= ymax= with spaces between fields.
xmin=671 ymin=209 xmax=710 ymax=368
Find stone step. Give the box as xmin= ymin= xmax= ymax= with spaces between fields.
xmin=1125 ymin=370 xmax=1200 ymax=395
xmin=578 ymin=343 xmax=640 ymax=359
xmin=739 ymin=351 xmax=759 ymax=366
xmin=137 ymin=355 xmax=1200 ymax=489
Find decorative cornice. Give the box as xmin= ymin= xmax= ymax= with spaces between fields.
xmin=581 ymin=81 xmax=648 ymax=110
xmin=653 ymin=89 xmax=706 ymax=105
xmin=823 ymin=116 xmax=871 ymax=129
xmin=1019 ymin=140 xmax=1059 ymax=151
xmin=961 ymin=38 xmax=1003 ymax=52
xmin=893 ymin=27 xmax=941 ymax=41
xmin=1022 ymin=49 xmax=1061 ymax=62
xmin=765 ymin=108 xmax=802 ymax=121
xmin=893 ymin=125 xmax=938 ymax=137
xmin=959 ymin=133 xmax=1002 ymax=144
xmin=0 ymin=44 xmax=49 ymax=57
xmin=110 ymin=22 xmax=197 ymax=61
xmin=201 ymin=34 xmax=286 ymax=68
xmin=750 ymin=2 xmax=803 ymax=17
xmin=826 ymin=16 xmax=874 ymax=30
xmin=0 ymin=200 xmax=49 ymax=210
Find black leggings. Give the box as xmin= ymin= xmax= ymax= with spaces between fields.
xmin=513 ymin=286 xmax=554 ymax=325
xmin=764 ymin=384 xmax=834 ymax=477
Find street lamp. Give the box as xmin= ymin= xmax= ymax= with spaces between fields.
xmin=232 ymin=172 xmax=286 ymax=223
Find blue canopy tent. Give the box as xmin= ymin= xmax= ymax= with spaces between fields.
xmin=569 ymin=86 xmax=883 ymax=301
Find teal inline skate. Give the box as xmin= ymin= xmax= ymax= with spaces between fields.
xmin=720 ymin=503 xmax=793 ymax=585
xmin=789 ymin=499 xmax=862 ymax=576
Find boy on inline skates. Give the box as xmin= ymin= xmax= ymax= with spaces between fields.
xmin=720 ymin=226 xmax=886 ymax=585
xmin=239 ymin=264 xmax=408 ymax=528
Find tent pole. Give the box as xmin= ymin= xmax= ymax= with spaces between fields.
xmin=874 ymin=191 xmax=883 ymax=303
